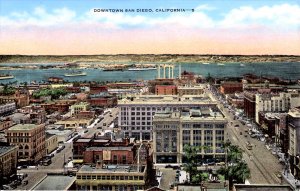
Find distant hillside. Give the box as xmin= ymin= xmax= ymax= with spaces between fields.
xmin=0 ymin=54 xmax=299 ymax=63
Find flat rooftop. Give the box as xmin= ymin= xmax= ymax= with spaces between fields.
xmin=78 ymin=164 xmax=145 ymax=174
xmin=8 ymin=124 xmax=40 ymax=131
xmin=118 ymin=95 xmax=216 ymax=105
xmin=32 ymin=175 xmax=75 ymax=191
xmin=154 ymin=108 xmax=226 ymax=122
xmin=86 ymin=146 xmax=133 ymax=151
xmin=0 ymin=145 xmax=16 ymax=155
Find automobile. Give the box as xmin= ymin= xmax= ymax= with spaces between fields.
xmin=84 ymin=129 xmax=88 ymax=133
xmin=240 ymin=132 xmax=243 ymax=135
xmin=244 ymin=134 xmax=248 ymax=137
xmin=165 ymin=164 xmax=173 ymax=168
xmin=103 ymin=123 xmax=106 ymax=126
xmin=17 ymin=166 xmax=22 ymax=170
xmin=216 ymin=162 xmax=225 ymax=166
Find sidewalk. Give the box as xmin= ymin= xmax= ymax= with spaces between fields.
xmin=282 ymin=171 xmax=300 ymax=190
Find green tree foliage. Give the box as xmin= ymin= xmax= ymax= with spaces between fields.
xmin=183 ymin=144 xmax=198 ymax=182
xmin=32 ymin=87 xmax=67 ymax=99
xmin=218 ymin=141 xmax=251 ymax=185
xmin=1 ymin=85 xmax=15 ymax=95
xmin=183 ymin=145 xmax=212 ymax=184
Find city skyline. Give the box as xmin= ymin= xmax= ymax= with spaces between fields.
xmin=0 ymin=0 xmax=300 ymax=55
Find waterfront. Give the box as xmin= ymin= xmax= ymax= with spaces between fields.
xmin=0 ymin=62 xmax=299 ymax=83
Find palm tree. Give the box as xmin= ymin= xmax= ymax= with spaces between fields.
xmin=227 ymin=145 xmax=243 ymax=163
xmin=235 ymin=161 xmax=250 ymax=183
xmin=183 ymin=145 xmax=198 ymax=182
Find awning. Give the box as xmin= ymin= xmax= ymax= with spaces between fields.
xmin=73 ymin=159 xmax=84 ymax=164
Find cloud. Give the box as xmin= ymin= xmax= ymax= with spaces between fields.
xmin=220 ymin=3 xmax=300 ymax=28
xmin=0 ymin=7 xmax=76 ymax=27
xmin=0 ymin=3 xmax=299 ymax=30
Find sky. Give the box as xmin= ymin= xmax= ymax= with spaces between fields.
xmin=0 ymin=0 xmax=299 ymax=55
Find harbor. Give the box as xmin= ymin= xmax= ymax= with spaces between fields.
xmin=0 ymin=62 xmax=299 ymax=84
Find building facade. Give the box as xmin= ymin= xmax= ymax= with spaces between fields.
xmin=288 ymin=107 xmax=300 ymax=180
xmin=0 ymin=102 xmax=16 ymax=116
xmin=0 ymin=145 xmax=18 ymax=186
xmin=244 ymin=91 xmax=256 ymax=119
xmin=70 ymin=102 xmax=90 ymax=116
xmin=0 ymin=119 xmax=13 ymax=131
xmin=155 ymin=85 xmax=177 ymax=95
xmin=118 ymin=95 xmax=218 ymax=140
xmin=255 ymin=92 xmax=300 ymax=123
xmin=45 ymin=134 xmax=58 ymax=154
xmin=152 ymin=109 xmax=227 ymax=164
xmin=5 ymin=124 xmax=46 ymax=164
xmin=220 ymin=82 xmax=243 ymax=94
xmin=76 ymin=164 xmax=147 ymax=191
xmin=177 ymin=85 xmax=204 ymax=96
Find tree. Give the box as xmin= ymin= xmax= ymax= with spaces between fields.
xmin=183 ymin=145 xmax=198 ymax=183
xmin=218 ymin=142 xmax=250 ymax=188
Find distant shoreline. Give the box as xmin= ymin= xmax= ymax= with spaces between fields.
xmin=0 ymin=54 xmax=299 ymax=64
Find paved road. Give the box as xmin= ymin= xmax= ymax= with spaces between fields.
xmin=16 ymin=142 xmax=73 ymax=190
xmin=206 ymin=88 xmax=283 ymax=184
xmin=85 ymin=107 xmax=119 ymax=137
xmin=159 ymin=168 xmax=176 ymax=190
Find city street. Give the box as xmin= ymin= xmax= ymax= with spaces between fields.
xmin=206 ymin=88 xmax=283 ymax=184
xmin=16 ymin=142 xmax=73 ymax=190
xmin=85 ymin=107 xmax=119 ymax=137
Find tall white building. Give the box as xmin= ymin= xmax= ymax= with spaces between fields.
xmin=152 ymin=108 xmax=227 ymax=164
xmin=255 ymin=92 xmax=300 ymax=123
xmin=118 ymin=95 xmax=218 ymax=140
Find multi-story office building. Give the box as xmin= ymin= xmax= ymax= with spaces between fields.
xmin=75 ymin=164 xmax=147 ymax=191
xmin=70 ymin=102 xmax=90 ymax=116
xmin=118 ymin=95 xmax=218 ymax=140
xmin=288 ymin=107 xmax=300 ymax=180
xmin=5 ymin=124 xmax=46 ymax=164
xmin=244 ymin=91 xmax=256 ymax=119
xmin=177 ymin=85 xmax=204 ymax=96
xmin=152 ymin=108 xmax=227 ymax=164
xmin=0 ymin=102 xmax=16 ymax=116
xmin=0 ymin=145 xmax=18 ymax=186
xmin=255 ymin=92 xmax=300 ymax=123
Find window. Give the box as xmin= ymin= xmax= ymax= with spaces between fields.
xmin=122 ymin=155 xmax=126 ymax=164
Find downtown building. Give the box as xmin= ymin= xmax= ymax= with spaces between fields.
xmin=152 ymin=108 xmax=227 ymax=164
xmin=255 ymin=92 xmax=300 ymax=124
xmin=5 ymin=124 xmax=46 ymax=165
xmin=287 ymin=107 xmax=300 ymax=180
xmin=118 ymin=94 xmax=218 ymax=140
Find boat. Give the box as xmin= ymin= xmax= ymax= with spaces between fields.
xmin=127 ymin=67 xmax=157 ymax=71
xmin=0 ymin=74 xmax=14 ymax=80
xmin=202 ymin=62 xmax=210 ymax=65
xmin=217 ymin=63 xmax=225 ymax=66
xmin=64 ymin=71 xmax=87 ymax=77
xmin=102 ymin=68 xmax=124 ymax=72
xmin=240 ymin=64 xmax=245 ymax=67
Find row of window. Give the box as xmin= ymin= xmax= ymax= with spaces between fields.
xmin=77 ymin=175 xmax=144 ymax=181
xmin=77 ymin=185 xmax=143 ymax=191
